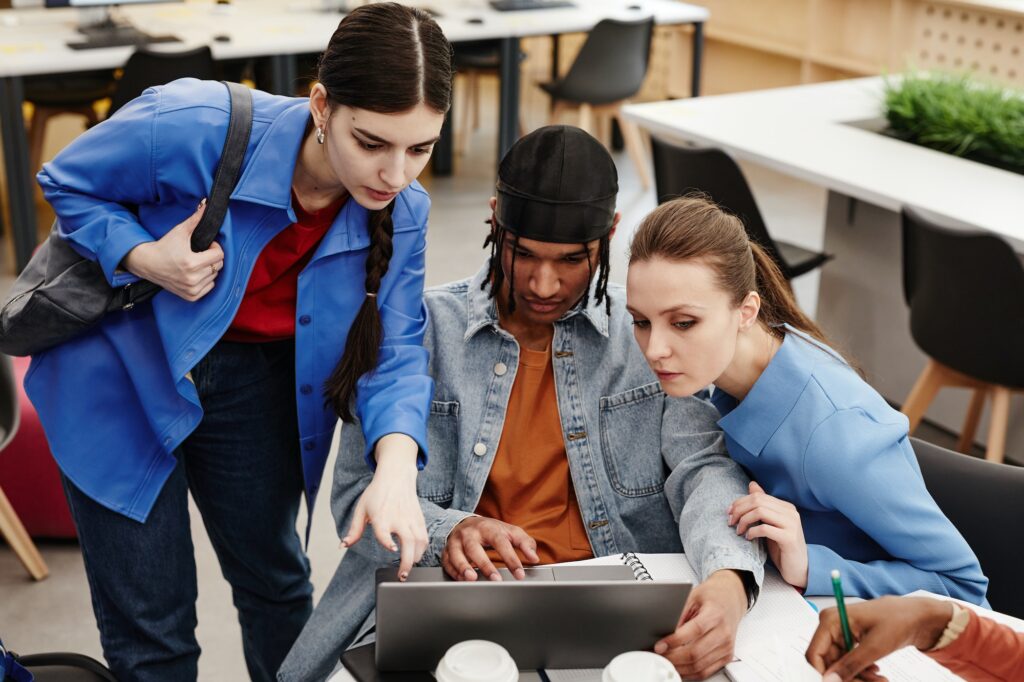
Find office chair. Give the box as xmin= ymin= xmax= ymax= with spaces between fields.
xmin=108 ymin=46 xmax=217 ymax=117
xmin=650 ymin=138 xmax=832 ymax=281
xmin=0 ymin=353 xmax=48 ymax=581
xmin=900 ymin=207 xmax=1024 ymax=463
xmin=539 ymin=17 xmax=655 ymax=189
xmin=912 ymin=437 xmax=1024 ymax=619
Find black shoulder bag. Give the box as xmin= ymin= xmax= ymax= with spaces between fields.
xmin=0 ymin=81 xmax=253 ymax=357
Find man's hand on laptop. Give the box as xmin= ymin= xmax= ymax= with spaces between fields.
xmin=442 ymin=517 xmax=540 ymax=582
xmin=653 ymin=569 xmax=748 ymax=680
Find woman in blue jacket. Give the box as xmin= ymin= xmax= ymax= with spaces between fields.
xmin=624 ymin=196 xmax=988 ymax=605
xmin=29 ymin=5 xmax=451 ymax=680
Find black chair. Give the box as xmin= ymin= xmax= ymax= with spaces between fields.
xmin=911 ymin=437 xmax=1024 ymax=619
xmin=25 ymin=70 xmax=118 ymax=175
xmin=11 ymin=652 xmax=116 ymax=681
xmin=539 ymin=17 xmax=655 ymax=188
xmin=650 ymin=138 xmax=832 ymax=280
xmin=108 ymin=46 xmax=217 ymax=117
xmin=900 ymin=207 xmax=1024 ymax=463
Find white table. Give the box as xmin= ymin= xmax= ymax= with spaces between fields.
xmin=0 ymin=0 xmax=708 ymax=269
xmin=623 ymin=77 xmax=1024 ymax=455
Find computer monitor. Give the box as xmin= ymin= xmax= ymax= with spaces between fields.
xmin=45 ymin=0 xmax=183 ymax=50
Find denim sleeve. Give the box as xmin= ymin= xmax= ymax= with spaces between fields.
xmin=355 ymin=227 xmax=433 ymax=471
xmin=36 ymin=88 xmax=161 ymax=286
xmin=803 ymin=409 xmax=989 ymax=604
xmin=662 ymin=395 xmax=766 ymax=589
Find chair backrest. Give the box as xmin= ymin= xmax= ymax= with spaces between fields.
xmin=902 ymin=207 xmax=1024 ymax=388
xmin=556 ymin=17 xmax=654 ymax=105
xmin=911 ymin=437 xmax=1024 ymax=618
xmin=0 ymin=354 xmax=20 ymax=452
xmin=108 ymin=46 xmax=217 ymax=117
xmin=650 ymin=137 xmax=790 ymax=275
xmin=15 ymin=652 xmax=116 ymax=681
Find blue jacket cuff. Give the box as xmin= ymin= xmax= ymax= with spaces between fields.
xmin=96 ymin=224 xmax=153 ymax=286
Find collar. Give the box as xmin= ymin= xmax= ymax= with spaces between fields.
xmin=716 ymin=326 xmax=816 ymax=457
xmin=463 ymin=262 xmax=610 ymax=342
xmin=230 ymin=100 xmax=310 ymax=214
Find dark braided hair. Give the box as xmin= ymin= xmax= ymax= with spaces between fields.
xmin=319 ymin=3 xmax=453 ymax=422
xmin=481 ymin=216 xmax=613 ymax=317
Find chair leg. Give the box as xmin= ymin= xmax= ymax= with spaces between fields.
xmin=471 ymin=72 xmax=481 ymax=132
xmin=984 ymin=386 xmax=1011 ymax=463
xmin=957 ymin=388 xmax=987 ymax=454
xmin=456 ymin=72 xmax=474 ymax=157
xmin=0 ymin=486 xmax=49 ymax=581
xmin=550 ymin=100 xmax=568 ymax=125
xmin=578 ymin=103 xmax=593 ymax=135
xmin=615 ymin=109 xmax=651 ymax=190
xmin=28 ymin=106 xmax=52 ymax=175
xmin=901 ymin=359 xmax=945 ymax=433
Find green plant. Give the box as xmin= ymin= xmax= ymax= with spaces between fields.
xmin=883 ymin=73 xmax=1024 ymax=174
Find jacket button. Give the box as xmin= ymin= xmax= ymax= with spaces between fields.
xmin=304 ymin=441 xmax=316 ymax=451
xmin=299 ymin=315 xmax=312 ymax=326
xmin=493 ymin=362 xmax=508 ymax=376
xmin=473 ymin=442 xmax=487 ymax=456
xmin=300 ymin=384 xmax=313 ymax=395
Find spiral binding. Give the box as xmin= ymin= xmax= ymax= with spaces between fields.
xmin=621 ymin=552 xmax=653 ymax=581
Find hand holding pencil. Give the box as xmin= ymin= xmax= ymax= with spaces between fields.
xmin=805 ymin=595 xmax=954 ymax=681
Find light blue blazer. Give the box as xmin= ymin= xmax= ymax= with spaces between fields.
xmin=711 ymin=327 xmax=988 ymax=604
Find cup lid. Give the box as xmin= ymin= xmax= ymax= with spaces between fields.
xmin=602 ymin=651 xmax=681 ymax=682
xmin=435 ymin=640 xmax=519 ymax=682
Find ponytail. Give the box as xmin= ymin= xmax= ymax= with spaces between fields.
xmin=748 ymin=242 xmax=830 ymax=346
xmin=324 ymin=204 xmax=395 ymax=422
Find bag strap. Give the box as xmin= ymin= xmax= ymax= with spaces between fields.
xmin=117 ymin=81 xmax=254 ymax=310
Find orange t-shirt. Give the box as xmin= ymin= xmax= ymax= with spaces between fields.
xmin=929 ymin=608 xmax=1024 ymax=681
xmin=474 ymin=345 xmax=594 ymax=566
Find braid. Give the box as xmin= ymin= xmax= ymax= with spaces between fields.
xmin=594 ymin=235 xmax=611 ymax=316
xmin=324 ymin=203 xmax=396 ymax=422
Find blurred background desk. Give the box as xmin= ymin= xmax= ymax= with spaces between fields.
xmin=0 ymin=0 xmax=708 ymax=270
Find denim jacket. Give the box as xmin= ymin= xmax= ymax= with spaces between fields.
xmin=278 ymin=265 xmax=765 ymax=681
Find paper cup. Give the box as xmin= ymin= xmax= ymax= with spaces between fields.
xmin=602 ymin=651 xmax=681 ymax=682
xmin=434 ymin=640 xmax=519 ymax=682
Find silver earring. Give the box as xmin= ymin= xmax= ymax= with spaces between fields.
xmin=315 ymin=126 xmax=325 ymax=145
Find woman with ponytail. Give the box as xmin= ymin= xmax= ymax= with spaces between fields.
xmin=30 ymin=4 xmax=451 ymax=680
xmin=625 ymin=196 xmax=987 ymax=605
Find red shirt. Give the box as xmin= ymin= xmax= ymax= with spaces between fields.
xmin=225 ymin=192 xmax=346 ymax=342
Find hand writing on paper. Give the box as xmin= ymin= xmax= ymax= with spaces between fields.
xmin=654 ymin=569 xmax=748 ymax=680
xmin=807 ymin=596 xmax=953 ymax=682
xmin=728 ymin=481 xmax=809 ymax=590
xmin=122 ymin=199 xmax=225 ymax=302
xmin=441 ymin=516 xmax=539 ymax=582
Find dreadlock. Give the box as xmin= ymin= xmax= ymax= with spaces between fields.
xmin=481 ymin=215 xmax=612 ymax=317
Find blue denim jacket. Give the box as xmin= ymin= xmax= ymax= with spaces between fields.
xmin=278 ymin=265 xmax=765 ymax=681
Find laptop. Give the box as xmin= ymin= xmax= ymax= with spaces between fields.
xmin=374 ymin=566 xmax=691 ymax=671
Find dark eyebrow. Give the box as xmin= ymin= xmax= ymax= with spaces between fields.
xmin=659 ymin=303 xmax=705 ymax=315
xmin=353 ymin=127 xmax=441 ymax=148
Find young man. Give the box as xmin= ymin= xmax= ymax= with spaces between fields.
xmin=279 ymin=126 xmax=764 ymax=682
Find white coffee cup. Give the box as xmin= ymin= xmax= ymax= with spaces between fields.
xmin=434 ymin=640 xmax=519 ymax=682
xmin=602 ymin=651 xmax=681 ymax=682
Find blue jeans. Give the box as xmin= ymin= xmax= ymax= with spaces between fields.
xmin=63 ymin=339 xmax=313 ymax=682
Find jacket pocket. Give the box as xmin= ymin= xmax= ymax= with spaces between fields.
xmin=419 ymin=400 xmax=459 ymax=504
xmin=599 ymin=382 xmax=667 ymax=497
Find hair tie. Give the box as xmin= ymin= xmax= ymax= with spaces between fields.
xmin=366 ymin=292 xmax=378 ymax=298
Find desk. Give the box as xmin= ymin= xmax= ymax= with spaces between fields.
xmin=0 ymin=0 xmax=708 ymax=270
xmin=623 ymin=77 xmax=1024 ymax=458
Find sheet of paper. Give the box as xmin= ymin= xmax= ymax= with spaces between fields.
xmin=544 ymin=670 xmax=603 ymax=682
xmin=906 ymin=590 xmax=1024 ymax=633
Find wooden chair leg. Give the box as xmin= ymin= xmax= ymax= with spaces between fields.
xmin=578 ymin=103 xmax=593 ymax=135
xmin=471 ymin=72 xmax=481 ymax=131
xmin=0 ymin=486 xmax=49 ymax=581
xmin=901 ymin=359 xmax=945 ymax=433
xmin=550 ymin=100 xmax=568 ymax=126
xmin=456 ymin=72 xmax=474 ymax=157
xmin=957 ymin=388 xmax=987 ymax=454
xmin=28 ymin=106 xmax=52 ymax=175
xmin=615 ymin=109 xmax=651 ymax=190
xmin=984 ymin=386 xmax=1011 ymax=463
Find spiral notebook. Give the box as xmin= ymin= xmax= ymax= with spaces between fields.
xmin=545 ymin=554 xmax=962 ymax=682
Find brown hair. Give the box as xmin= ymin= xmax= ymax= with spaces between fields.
xmin=319 ymin=3 xmax=454 ymax=422
xmin=628 ymin=195 xmax=834 ymax=349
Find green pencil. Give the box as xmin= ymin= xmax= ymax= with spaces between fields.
xmin=831 ymin=569 xmax=854 ymax=652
